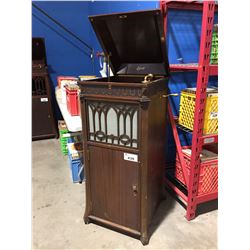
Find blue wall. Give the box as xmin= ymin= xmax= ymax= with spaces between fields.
xmin=32 ymin=1 xmax=93 ymax=83
xmin=32 ymin=1 xmax=218 ymax=163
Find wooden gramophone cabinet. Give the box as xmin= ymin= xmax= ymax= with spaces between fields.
xmin=78 ymin=9 xmax=169 ymax=245
xmin=32 ymin=38 xmax=57 ymax=140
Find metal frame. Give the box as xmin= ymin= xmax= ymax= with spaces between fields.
xmin=160 ymin=0 xmax=218 ymax=220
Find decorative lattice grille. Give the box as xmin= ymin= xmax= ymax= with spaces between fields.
xmin=32 ymin=76 xmax=47 ymax=96
xmin=87 ymin=101 xmax=139 ymax=148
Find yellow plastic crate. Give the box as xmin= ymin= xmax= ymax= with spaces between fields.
xmin=179 ymin=88 xmax=218 ymax=135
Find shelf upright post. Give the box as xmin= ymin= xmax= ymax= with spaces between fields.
xmin=160 ymin=0 xmax=168 ymax=35
xmin=186 ymin=0 xmax=216 ymax=220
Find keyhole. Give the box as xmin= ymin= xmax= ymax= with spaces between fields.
xmin=132 ymin=184 xmax=138 ymax=196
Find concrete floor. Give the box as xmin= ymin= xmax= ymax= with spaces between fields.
xmin=32 ymin=139 xmax=217 ymax=249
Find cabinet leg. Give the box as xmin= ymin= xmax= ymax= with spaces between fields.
xmin=161 ymin=187 xmax=167 ymax=200
xmin=140 ymin=235 xmax=149 ymax=246
xmin=84 ymin=216 xmax=90 ymax=224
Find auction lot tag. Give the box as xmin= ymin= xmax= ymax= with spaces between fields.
xmin=210 ymin=112 xmax=218 ymax=119
xmin=124 ymin=153 xmax=138 ymax=162
xmin=40 ymin=97 xmax=48 ymax=102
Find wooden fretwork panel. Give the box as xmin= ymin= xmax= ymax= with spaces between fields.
xmin=87 ymin=101 xmax=139 ymax=148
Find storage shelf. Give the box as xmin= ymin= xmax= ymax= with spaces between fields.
xmin=162 ymin=0 xmax=218 ymax=220
xmin=202 ymin=134 xmax=218 ymax=144
xmin=209 ymin=64 xmax=218 ymax=76
xmin=55 ymin=87 xmax=82 ymax=132
xmin=175 ymin=121 xmax=218 ymax=144
xmin=166 ymin=172 xmax=188 ymax=196
xmin=170 ymin=63 xmax=218 ymax=76
xmin=165 ymin=175 xmax=218 ymax=205
xmin=165 ymin=1 xmax=218 ymax=11
xmin=196 ymin=192 xmax=218 ymax=205
xmin=170 ymin=63 xmax=199 ymax=71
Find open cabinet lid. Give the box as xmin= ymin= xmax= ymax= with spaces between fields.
xmin=32 ymin=37 xmax=47 ymax=65
xmin=89 ymin=9 xmax=169 ymax=76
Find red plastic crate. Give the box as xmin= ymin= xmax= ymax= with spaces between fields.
xmin=175 ymin=146 xmax=218 ymax=195
xmin=66 ymin=86 xmax=80 ymax=116
xmin=57 ymin=76 xmax=78 ymax=88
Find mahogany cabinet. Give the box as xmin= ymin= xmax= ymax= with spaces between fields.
xmin=78 ymin=9 xmax=169 ymax=245
xmin=32 ymin=38 xmax=58 ymax=140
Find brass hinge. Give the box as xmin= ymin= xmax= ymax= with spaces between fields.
xmin=142 ymin=74 xmax=154 ymax=84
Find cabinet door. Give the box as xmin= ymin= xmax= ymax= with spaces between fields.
xmin=32 ymin=97 xmax=54 ymax=138
xmin=89 ymin=145 xmax=140 ymax=231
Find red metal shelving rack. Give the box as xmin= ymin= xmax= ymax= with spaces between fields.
xmin=160 ymin=0 xmax=218 ymax=220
